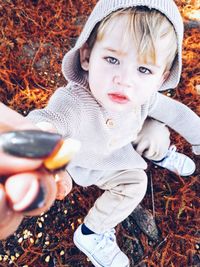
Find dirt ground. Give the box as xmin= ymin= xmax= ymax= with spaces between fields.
xmin=0 ymin=0 xmax=199 ymax=266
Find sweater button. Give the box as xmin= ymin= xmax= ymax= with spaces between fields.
xmin=108 ymin=138 xmax=117 ymax=147
xmin=106 ymin=119 xmax=114 ymax=128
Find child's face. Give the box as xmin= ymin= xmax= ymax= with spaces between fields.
xmin=80 ymin=20 xmax=169 ymax=113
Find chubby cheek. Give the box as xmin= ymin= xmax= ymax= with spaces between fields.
xmin=133 ymin=87 xmax=157 ymax=106
xmin=88 ymin=72 xmax=108 ymax=99
xmin=140 ymin=91 xmax=153 ymax=103
xmin=90 ymin=65 xmax=107 ymax=82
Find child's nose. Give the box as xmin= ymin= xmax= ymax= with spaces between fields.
xmin=113 ymin=67 xmax=134 ymax=88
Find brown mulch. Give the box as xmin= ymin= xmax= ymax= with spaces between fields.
xmin=0 ymin=0 xmax=199 ymax=266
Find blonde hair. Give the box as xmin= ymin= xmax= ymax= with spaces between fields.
xmin=87 ymin=7 xmax=178 ymax=71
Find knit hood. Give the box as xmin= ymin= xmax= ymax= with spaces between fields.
xmin=62 ymin=0 xmax=183 ymax=91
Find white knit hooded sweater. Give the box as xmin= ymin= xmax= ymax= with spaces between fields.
xmin=28 ymin=0 xmax=200 ymax=186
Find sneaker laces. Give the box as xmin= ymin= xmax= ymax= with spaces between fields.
xmin=91 ymin=228 xmax=116 ymax=256
xmin=163 ymin=145 xmax=184 ymax=172
xmin=166 ymin=145 xmax=177 ymax=159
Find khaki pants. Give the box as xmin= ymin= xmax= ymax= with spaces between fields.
xmin=84 ymin=118 xmax=170 ymax=234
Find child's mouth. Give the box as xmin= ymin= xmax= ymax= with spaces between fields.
xmin=108 ymin=93 xmax=130 ymax=104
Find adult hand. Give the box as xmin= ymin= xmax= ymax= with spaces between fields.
xmin=0 ymin=103 xmax=74 ymax=239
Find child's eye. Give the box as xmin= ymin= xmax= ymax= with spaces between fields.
xmin=138 ymin=66 xmax=152 ymax=74
xmin=105 ymin=57 xmax=119 ymax=65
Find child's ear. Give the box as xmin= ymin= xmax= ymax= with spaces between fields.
xmin=157 ymin=71 xmax=170 ymax=90
xmin=80 ymin=43 xmax=91 ymax=71
xmin=162 ymin=71 xmax=170 ymax=83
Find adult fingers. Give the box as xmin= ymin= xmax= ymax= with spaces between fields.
xmin=0 ymin=184 xmax=23 ymax=240
xmin=0 ymin=152 xmax=42 ymax=175
xmin=5 ymin=172 xmax=41 ymax=212
xmin=4 ymin=170 xmax=57 ymax=216
xmin=0 ymin=129 xmax=64 ymax=174
xmin=22 ymin=170 xmax=57 ymax=216
xmin=0 ymin=103 xmax=36 ymax=130
xmin=1 ymin=170 xmax=57 ymax=238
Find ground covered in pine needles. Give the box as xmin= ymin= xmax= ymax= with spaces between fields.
xmin=0 ymin=0 xmax=199 ymax=266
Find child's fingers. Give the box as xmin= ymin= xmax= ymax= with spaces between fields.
xmin=135 ymin=140 xmax=149 ymax=155
xmin=143 ymin=144 xmax=159 ymax=159
xmin=55 ymin=171 xmax=73 ymax=200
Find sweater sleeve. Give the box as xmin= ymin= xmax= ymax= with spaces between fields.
xmin=148 ymin=92 xmax=200 ymax=155
xmin=27 ymin=87 xmax=82 ymax=138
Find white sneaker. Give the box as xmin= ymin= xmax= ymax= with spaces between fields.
xmin=73 ymin=224 xmax=130 ymax=267
xmin=153 ymin=145 xmax=196 ymax=176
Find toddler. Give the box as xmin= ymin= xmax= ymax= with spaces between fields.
xmin=28 ymin=0 xmax=200 ymax=266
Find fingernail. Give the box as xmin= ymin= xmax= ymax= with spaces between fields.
xmin=22 ymin=185 xmax=45 ymax=212
xmin=0 ymin=130 xmax=62 ymax=158
xmin=0 ymin=184 xmax=5 ymax=201
xmin=5 ymin=173 xmax=40 ymax=211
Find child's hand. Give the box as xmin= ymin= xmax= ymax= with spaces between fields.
xmin=133 ymin=118 xmax=170 ymax=161
xmin=192 ymin=145 xmax=200 ymax=156
xmin=54 ymin=171 xmax=73 ymax=200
